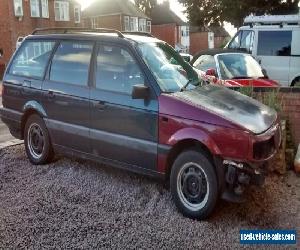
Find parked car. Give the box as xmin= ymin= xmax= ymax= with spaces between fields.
xmin=226 ymin=14 xmax=300 ymax=87
xmin=180 ymin=53 xmax=193 ymax=63
xmin=191 ymin=49 xmax=279 ymax=87
xmin=0 ymin=28 xmax=281 ymax=220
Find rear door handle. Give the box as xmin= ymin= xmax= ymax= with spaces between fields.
xmin=21 ymin=80 xmax=31 ymax=95
xmin=93 ymin=100 xmax=106 ymax=110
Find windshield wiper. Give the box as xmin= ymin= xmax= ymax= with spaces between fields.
xmin=180 ymin=79 xmax=195 ymax=92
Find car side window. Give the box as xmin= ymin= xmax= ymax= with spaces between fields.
xmin=193 ymin=55 xmax=216 ymax=71
xmin=96 ymin=45 xmax=145 ymax=94
xmin=257 ymin=31 xmax=292 ymax=56
xmin=9 ymin=40 xmax=55 ymax=78
xmin=50 ymin=41 xmax=93 ymax=86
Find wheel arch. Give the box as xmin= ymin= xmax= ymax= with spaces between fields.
xmin=164 ymin=128 xmax=221 ymax=180
xmin=291 ymin=75 xmax=300 ymax=86
xmin=21 ymin=101 xmax=47 ymax=139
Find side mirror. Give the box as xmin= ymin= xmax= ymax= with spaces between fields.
xmin=132 ymin=84 xmax=149 ymax=99
xmin=206 ymin=68 xmax=217 ymax=77
xmin=262 ymin=68 xmax=268 ymax=78
xmin=0 ymin=48 xmax=3 ymax=58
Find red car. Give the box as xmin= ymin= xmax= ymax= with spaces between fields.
xmin=191 ymin=49 xmax=279 ymax=87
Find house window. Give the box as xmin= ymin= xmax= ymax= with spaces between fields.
xmin=13 ymin=0 xmax=23 ymax=17
xmin=91 ymin=18 xmax=97 ymax=28
xmin=54 ymin=1 xmax=70 ymax=21
xmin=146 ymin=20 xmax=151 ymax=33
xmin=30 ymin=0 xmax=40 ymax=17
xmin=139 ymin=19 xmax=146 ymax=32
xmin=74 ymin=6 xmax=81 ymax=23
xmin=130 ymin=17 xmax=138 ymax=31
xmin=124 ymin=16 xmax=130 ymax=31
xmin=41 ymin=0 xmax=49 ymax=18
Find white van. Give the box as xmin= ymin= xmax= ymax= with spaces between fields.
xmin=226 ymin=15 xmax=300 ymax=86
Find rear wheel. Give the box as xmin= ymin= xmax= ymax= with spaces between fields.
xmin=292 ymin=78 xmax=300 ymax=87
xmin=24 ymin=114 xmax=54 ymax=165
xmin=170 ymin=150 xmax=218 ymax=220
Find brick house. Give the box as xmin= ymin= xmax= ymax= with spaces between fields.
xmin=82 ymin=0 xmax=151 ymax=33
xmin=0 ymin=0 xmax=82 ymax=79
xmin=190 ymin=26 xmax=230 ymax=55
xmin=150 ymin=2 xmax=190 ymax=53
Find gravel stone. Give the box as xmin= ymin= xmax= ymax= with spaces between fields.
xmin=0 ymin=145 xmax=299 ymax=249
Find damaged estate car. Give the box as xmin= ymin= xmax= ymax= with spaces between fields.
xmin=0 ymin=28 xmax=281 ymax=220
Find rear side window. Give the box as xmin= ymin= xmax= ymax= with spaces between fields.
xmin=50 ymin=41 xmax=93 ymax=86
xmin=257 ymin=31 xmax=292 ymax=56
xmin=9 ymin=40 xmax=55 ymax=78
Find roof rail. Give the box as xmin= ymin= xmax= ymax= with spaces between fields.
xmin=244 ymin=14 xmax=300 ymax=26
xmin=122 ymin=31 xmax=154 ymax=37
xmin=31 ymin=27 xmax=125 ymax=38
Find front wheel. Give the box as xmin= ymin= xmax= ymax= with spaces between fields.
xmin=24 ymin=114 xmax=54 ymax=165
xmin=292 ymin=78 xmax=300 ymax=87
xmin=170 ymin=150 xmax=218 ymax=220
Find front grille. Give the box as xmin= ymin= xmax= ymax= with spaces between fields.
xmin=253 ymin=136 xmax=275 ymax=160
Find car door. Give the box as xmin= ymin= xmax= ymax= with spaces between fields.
xmin=90 ymin=43 xmax=158 ymax=171
xmin=289 ymin=29 xmax=300 ymax=85
xmin=42 ymin=40 xmax=94 ymax=153
xmin=255 ymin=30 xmax=292 ymax=86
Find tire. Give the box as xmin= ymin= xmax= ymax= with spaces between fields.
xmin=170 ymin=150 xmax=218 ymax=220
xmin=24 ymin=114 xmax=54 ymax=165
xmin=292 ymin=78 xmax=300 ymax=87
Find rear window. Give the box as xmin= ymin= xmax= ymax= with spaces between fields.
xmin=9 ymin=40 xmax=55 ymax=78
xmin=257 ymin=31 xmax=292 ymax=56
xmin=50 ymin=41 xmax=93 ymax=86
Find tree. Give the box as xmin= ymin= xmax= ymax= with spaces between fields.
xmin=178 ymin=0 xmax=300 ymax=27
xmin=134 ymin=0 xmax=157 ymax=16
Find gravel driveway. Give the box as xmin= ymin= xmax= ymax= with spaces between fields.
xmin=0 ymin=145 xmax=299 ymax=249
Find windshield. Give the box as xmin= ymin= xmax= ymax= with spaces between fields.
xmin=217 ymin=54 xmax=264 ymax=80
xmin=138 ymin=42 xmax=198 ymax=92
xmin=193 ymin=55 xmax=216 ymax=72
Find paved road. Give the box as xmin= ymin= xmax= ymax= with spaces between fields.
xmin=0 ymin=96 xmax=15 ymax=144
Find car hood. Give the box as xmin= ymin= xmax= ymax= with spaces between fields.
xmin=171 ymin=85 xmax=277 ymax=134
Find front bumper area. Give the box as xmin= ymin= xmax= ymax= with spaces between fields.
xmin=219 ymin=159 xmax=267 ymax=203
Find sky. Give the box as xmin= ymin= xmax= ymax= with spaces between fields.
xmin=76 ymin=0 xmax=237 ymax=36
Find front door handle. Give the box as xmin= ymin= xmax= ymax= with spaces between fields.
xmin=47 ymin=90 xmax=55 ymax=99
xmin=23 ymin=80 xmax=31 ymax=88
xmin=93 ymin=100 xmax=106 ymax=110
